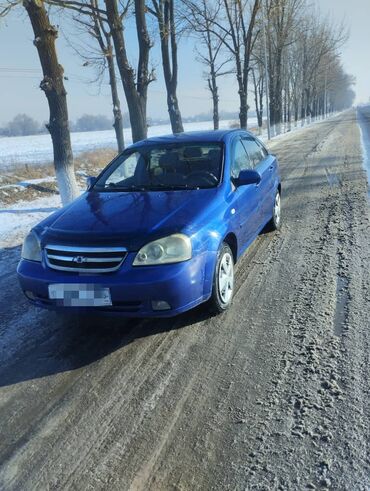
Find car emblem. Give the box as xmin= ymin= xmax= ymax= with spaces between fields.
xmin=73 ymin=255 xmax=86 ymax=264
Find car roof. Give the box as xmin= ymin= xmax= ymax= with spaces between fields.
xmin=131 ymin=129 xmax=255 ymax=147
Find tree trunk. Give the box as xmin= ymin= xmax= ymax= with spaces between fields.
xmin=88 ymin=3 xmax=125 ymax=153
xmin=239 ymin=89 xmax=248 ymax=130
xmin=105 ymin=0 xmax=149 ymax=142
xmin=258 ymin=83 xmax=264 ymax=130
xmin=294 ymin=99 xmax=298 ymax=125
xmin=154 ymin=0 xmax=183 ymax=134
xmin=239 ymin=0 xmax=259 ymax=130
xmin=167 ymin=91 xmax=183 ymax=133
xmin=273 ymin=49 xmax=283 ymax=134
xmin=106 ymin=47 xmax=125 ymax=152
xmin=208 ymin=74 xmax=219 ymax=130
xmin=206 ymin=25 xmax=219 ymax=130
xmin=252 ymin=70 xmax=263 ymax=132
xmin=24 ymin=0 xmax=79 ymax=206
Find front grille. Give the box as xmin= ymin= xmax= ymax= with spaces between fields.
xmin=45 ymin=245 xmax=127 ymax=273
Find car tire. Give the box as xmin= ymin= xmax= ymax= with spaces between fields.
xmin=267 ymin=189 xmax=282 ymax=231
xmin=208 ymin=242 xmax=235 ymax=314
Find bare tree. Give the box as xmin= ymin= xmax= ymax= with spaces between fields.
xmin=258 ymin=1 xmax=350 ymax=133
xmin=219 ymin=0 xmax=260 ymax=129
xmin=148 ymin=0 xmax=183 ymax=133
xmin=45 ymin=0 xmax=155 ymax=142
xmin=184 ymin=0 xmax=231 ymax=130
xmin=263 ymin=0 xmax=304 ymax=133
xmin=184 ymin=0 xmax=260 ymax=130
xmin=70 ymin=0 xmax=125 ymax=151
xmin=23 ymin=0 xmax=79 ymax=205
xmin=251 ymin=65 xmax=264 ymax=131
xmin=105 ymin=0 xmax=155 ymax=142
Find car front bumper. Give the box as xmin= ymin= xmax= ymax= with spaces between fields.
xmin=17 ymin=251 xmax=216 ymax=317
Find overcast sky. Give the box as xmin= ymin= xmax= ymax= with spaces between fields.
xmin=0 ymin=0 xmax=369 ymax=125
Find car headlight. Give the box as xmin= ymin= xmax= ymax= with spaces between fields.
xmin=133 ymin=234 xmax=192 ymax=266
xmin=21 ymin=231 xmax=42 ymax=262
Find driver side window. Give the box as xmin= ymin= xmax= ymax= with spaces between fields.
xmin=106 ymin=152 xmax=141 ymax=186
xmin=231 ymin=139 xmax=252 ymax=179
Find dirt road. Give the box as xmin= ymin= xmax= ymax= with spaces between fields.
xmin=0 ymin=110 xmax=369 ymax=490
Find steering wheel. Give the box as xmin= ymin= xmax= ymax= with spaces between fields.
xmin=186 ymin=170 xmax=218 ymax=186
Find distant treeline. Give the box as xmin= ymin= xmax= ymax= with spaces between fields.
xmin=0 ymin=110 xmax=244 ymax=137
xmin=0 ymin=113 xmax=114 ymax=137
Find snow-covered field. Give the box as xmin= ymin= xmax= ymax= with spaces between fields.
xmin=0 ymin=118 xmax=249 ymax=169
xmin=0 ymin=112 xmax=344 ymax=249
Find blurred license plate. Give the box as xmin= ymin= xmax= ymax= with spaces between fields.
xmin=48 ymin=284 xmax=112 ymax=307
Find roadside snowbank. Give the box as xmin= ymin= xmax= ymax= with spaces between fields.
xmin=0 ymin=195 xmax=60 ymax=248
xmin=357 ymin=106 xmax=370 ymax=190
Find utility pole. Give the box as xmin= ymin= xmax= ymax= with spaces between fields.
xmin=261 ymin=0 xmax=271 ymax=140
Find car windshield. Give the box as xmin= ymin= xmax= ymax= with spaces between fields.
xmin=94 ymin=142 xmax=224 ymax=191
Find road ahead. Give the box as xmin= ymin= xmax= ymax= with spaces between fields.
xmin=1 ymin=110 xmax=369 ymax=490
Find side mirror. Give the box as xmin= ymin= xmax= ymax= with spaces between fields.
xmin=86 ymin=176 xmax=97 ymax=190
xmin=236 ymin=169 xmax=261 ymax=186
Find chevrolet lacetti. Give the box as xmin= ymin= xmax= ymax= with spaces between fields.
xmin=17 ymin=130 xmax=281 ymax=317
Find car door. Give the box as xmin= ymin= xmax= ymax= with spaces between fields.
xmin=242 ymin=136 xmax=274 ymax=227
xmin=230 ymin=137 xmax=261 ymax=248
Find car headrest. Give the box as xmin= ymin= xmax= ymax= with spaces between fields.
xmin=208 ymin=149 xmax=221 ymax=162
xmin=159 ymin=152 xmax=179 ymax=168
xmin=183 ymin=146 xmax=202 ymax=158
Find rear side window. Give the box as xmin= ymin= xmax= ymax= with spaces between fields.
xmin=242 ymin=137 xmax=266 ymax=168
xmin=256 ymin=139 xmax=269 ymax=158
xmin=231 ymin=139 xmax=252 ymax=178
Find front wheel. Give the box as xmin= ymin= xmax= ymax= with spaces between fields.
xmin=208 ymin=242 xmax=234 ymax=314
xmin=268 ymin=190 xmax=281 ymax=231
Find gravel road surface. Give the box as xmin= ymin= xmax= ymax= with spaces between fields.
xmin=0 ymin=110 xmax=369 ymax=490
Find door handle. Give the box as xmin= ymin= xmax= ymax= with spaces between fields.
xmin=269 ymin=165 xmax=274 ymax=171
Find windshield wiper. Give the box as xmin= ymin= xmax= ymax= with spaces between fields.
xmin=105 ymin=183 xmax=149 ymax=192
xmin=146 ymin=183 xmax=199 ymax=190
xmin=101 ymin=183 xmax=202 ymax=192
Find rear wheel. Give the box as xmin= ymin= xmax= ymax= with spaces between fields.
xmin=208 ymin=242 xmax=234 ymax=314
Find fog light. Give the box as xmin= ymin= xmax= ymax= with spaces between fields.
xmin=151 ymin=300 xmax=171 ymax=311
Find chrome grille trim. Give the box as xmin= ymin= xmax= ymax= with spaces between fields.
xmin=47 ymin=254 xmax=120 ymax=263
xmin=45 ymin=244 xmax=127 ymax=273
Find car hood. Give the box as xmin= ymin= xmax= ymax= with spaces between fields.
xmin=40 ymin=189 xmax=220 ymax=250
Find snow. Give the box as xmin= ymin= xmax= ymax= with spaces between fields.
xmin=0 ymin=195 xmax=60 ymax=248
xmin=18 ymin=177 xmax=56 ymax=186
xmin=0 ymin=119 xmax=244 ymax=170
xmin=0 ymin=177 xmax=56 ymax=194
xmin=357 ymin=107 xmax=370 ymax=189
xmin=0 ymin=113 xmax=340 ymax=250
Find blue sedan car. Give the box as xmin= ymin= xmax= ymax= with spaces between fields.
xmin=17 ymin=130 xmax=281 ymax=317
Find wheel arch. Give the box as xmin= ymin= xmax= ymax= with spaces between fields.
xmin=223 ymin=232 xmax=238 ymax=264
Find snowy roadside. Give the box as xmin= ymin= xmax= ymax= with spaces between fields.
xmin=0 ymin=111 xmax=345 ymax=251
xmin=357 ymin=106 xmax=370 ymax=191
xmin=0 ymin=194 xmax=61 ymax=249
